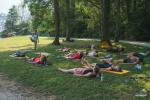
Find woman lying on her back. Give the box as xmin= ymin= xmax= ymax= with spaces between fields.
xmin=58 ymin=66 xmax=99 ymax=78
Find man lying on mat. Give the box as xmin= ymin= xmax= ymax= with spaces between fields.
xmin=81 ymin=57 xmax=123 ymax=72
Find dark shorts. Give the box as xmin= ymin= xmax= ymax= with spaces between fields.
xmin=95 ymin=63 xmax=112 ymax=68
xmin=123 ymin=58 xmax=133 ymax=63
xmin=83 ymin=69 xmax=93 ymax=74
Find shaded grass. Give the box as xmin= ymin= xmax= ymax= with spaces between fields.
xmin=0 ymin=36 xmax=150 ymax=100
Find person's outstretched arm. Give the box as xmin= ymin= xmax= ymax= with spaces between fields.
xmin=58 ymin=68 xmax=74 ymax=73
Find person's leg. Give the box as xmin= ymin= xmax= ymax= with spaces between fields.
xmin=34 ymin=41 xmax=37 ymax=50
xmin=58 ymin=68 xmax=75 ymax=74
xmin=114 ymin=59 xmax=124 ymax=64
xmin=81 ymin=58 xmax=92 ymax=68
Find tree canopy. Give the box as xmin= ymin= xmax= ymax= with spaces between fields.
xmin=3 ymin=0 xmax=149 ymax=43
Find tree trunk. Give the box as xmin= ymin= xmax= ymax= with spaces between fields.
xmin=52 ymin=0 xmax=60 ymax=45
xmin=100 ymin=0 xmax=112 ymax=48
xmin=133 ymin=0 xmax=137 ymax=11
xmin=114 ymin=0 xmax=120 ymax=42
xmin=125 ymin=0 xmax=130 ymax=22
xmin=65 ymin=0 xmax=71 ymax=41
xmin=70 ymin=0 xmax=75 ymax=18
xmin=70 ymin=0 xmax=75 ymax=37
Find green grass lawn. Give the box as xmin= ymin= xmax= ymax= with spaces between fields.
xmin=0 ymin=36 xmax=150 ymax=100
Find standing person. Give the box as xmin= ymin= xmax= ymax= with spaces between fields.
xmin=31 ymin=30 xmax=39 ymax=50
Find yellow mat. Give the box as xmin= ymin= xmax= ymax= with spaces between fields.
xmin=103 ymin=70 xmax=129 ymax=74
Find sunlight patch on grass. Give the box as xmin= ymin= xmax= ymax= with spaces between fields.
xmin=144 ymin=83 xmax=150 ymax=90
xmin=0 ymin=36 xmax=52 ymax=52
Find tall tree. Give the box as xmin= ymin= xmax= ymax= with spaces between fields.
xmin=52 ymin=0 xmax=60 ymax=45
xmin=125 ymin=0 xmax=131 ymax=22
xmin=4 ymin=6 xmax=18 ymax=33
xmin=65 ymin=0 xmax=71 ymax=41
xmin=114 ymin=0 xmax=120 ymax=42
xmin=24 ymin=0 xmax=53 ymax=32
xmin=100 ymin=0 xmax=112 ymax=47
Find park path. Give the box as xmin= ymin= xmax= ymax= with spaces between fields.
xmin=2 ymin=36 xmax=150 ymax=47
xmin=0 ymin=73 xmax=56 ymax=100
xmin=120 ymin=40 xmax=150 ymax=47
xmin=70 ymin=37 xmax=150 ymax=48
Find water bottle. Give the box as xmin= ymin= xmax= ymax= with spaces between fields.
xmin=135 ymin=89 xmax=147 ymax=97
xmin=135 ymin=64 xmax=141 ymax=71
xmin=141 ymin=89 xmax=147 ymax=96
xmin=100 ymin=74 xmax=104 ymax=81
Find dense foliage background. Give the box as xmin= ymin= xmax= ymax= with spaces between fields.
xmin=2 ymin=0 xmax=150 ymax=41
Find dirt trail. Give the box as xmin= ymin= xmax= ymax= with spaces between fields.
xmin=0 ymin=73 xmax=57 ymax=100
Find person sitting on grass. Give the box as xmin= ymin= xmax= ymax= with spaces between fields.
xmin=58 ymin=66 xmax=99 ymax=78
xmin=27 ymin=53 xmax=48 ymax=66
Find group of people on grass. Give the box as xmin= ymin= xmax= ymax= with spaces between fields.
xmin=12 ymin=48 xmax=149 ymax=78
xmin=11 ymin=30 xmax=150 ymax=78
xmin=58 ymin=46 xmax=150 ymax=78
xmin=11 ymin=51 xmax=49 ymax=66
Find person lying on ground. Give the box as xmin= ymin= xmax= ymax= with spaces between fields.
xmin=115 ymin=52 xmax=144 ymax=65
xmin=106 ymin=46 xmax=124 ymax=53
xmin=27 ymin=53 xmax=49 ymax=66
xmin=85 ymin=50 xmax=98 ymax=57
xmin=87 ymin=44 xmax=98 ymax=57
xmin=57 ymin=47 xmax=70 ymax=52
xmin=58 ymin=66 xmax=99 ymax=78
xmin=81 ymin=57 xmax=123 ymax=72
xmin=118 ymin=51 xmax=150 ymax=65
xmin=129 ymin=51 xmax=150 ymax=58
xmin=65 ymin=51 xmax=84 ymax=60
xmin=92 ymin=63 xmax=122 ymax=72
xmin=104 ymin=43 xmax=125 ymax=53
xmin=10 ymin=50 xmax=29 ymax=57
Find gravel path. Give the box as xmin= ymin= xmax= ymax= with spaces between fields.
xmin=0 ymin=73 xmax=57 ymax=100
